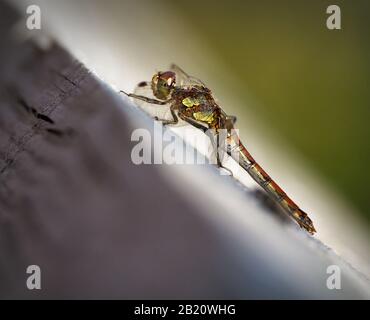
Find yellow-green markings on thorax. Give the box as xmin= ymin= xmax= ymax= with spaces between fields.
xmin=182 ymin=96 xmax=200 ymax=108
xmin=182 ymin=96 xmax=215 ymax=124
xmin=193 ymin=111 xmax=215 ymax=124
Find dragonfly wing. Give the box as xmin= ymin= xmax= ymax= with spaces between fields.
xmin=170 ymin=64 xmax=222 ymax=105
xmin=170 ymin=64 xmax=207 ymax=88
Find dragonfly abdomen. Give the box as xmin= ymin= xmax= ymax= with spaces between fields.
xmin=226 ymin=134 xmax=316 ymax=234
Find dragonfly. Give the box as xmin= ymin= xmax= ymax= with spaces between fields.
xmin=120 ymin=64 xmax=316 ymax=234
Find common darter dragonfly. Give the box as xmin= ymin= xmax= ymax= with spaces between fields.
xmin=120 ymin=64 xmax=316 ymax=234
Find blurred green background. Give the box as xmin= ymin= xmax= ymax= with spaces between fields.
xmin=166 ymin=0 xmax=370 ymax=223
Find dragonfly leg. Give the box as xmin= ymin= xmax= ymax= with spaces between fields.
xmin=179 ymin=114 xmax=233 ymax=176
xmin=155 ymin=108 xmax=179 ymax=126
xmin=119 ymin=91 xmax=170 ymax=105
xmin=214 ymin=132 xmax=233 ymax=176
xmin=178 ymin=114 xmax=208 ymax=133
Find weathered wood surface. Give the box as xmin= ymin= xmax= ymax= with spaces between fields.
xmin=0 ymin=1 xmax=369 ymax=299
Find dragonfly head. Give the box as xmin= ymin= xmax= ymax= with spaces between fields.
xmin=151 ymin=71 xmax=176 ymax=100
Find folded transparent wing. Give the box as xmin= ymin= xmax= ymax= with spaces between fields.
xmin=170 ymin=64 xmax=206 ymax=88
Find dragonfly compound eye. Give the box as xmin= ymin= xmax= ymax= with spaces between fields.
xmin=151 ymin=71 xmax=176 ymax=100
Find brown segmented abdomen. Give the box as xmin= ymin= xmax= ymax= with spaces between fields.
xmin=226 ymin=132 xmax=316 ymax=234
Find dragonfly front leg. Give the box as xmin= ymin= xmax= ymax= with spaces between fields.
xmin=119 ymin=91 xmax=170 ymax=105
